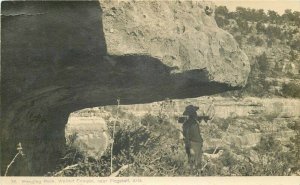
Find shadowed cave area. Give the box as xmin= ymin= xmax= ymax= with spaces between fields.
xmin=1 ymin=1 xmax=237 ymax=176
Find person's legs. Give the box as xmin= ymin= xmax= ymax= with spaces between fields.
xmin=190 ymin=141 xmax=203 ymax=169
xmin=185 ymin=146 xmax=191 ymax=163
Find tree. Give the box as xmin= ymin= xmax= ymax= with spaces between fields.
xmin=282 ymin=9 xmax=294 ymax=22
xmin=293 ymin=11 xmax=300 ymax=26
xmin=215 ymin=16 xmax=229 ymax=28
xmin=256 ymin=9 xmax=267 ymax=22
xmin=290 ymin=38 xmax=300 ymax=51
xmin=281 ymin=83 xmax=300 ymax=98
xmin=267 ymin=10 xmax=280 ymax=23
xmin=256 ymin=52 xmax=269 ymax=72
xmin=236 ymin=18 xmax=250 ymax=34
xmin=256 ymin=22 xmax=266 ymax=34
xmin=215 ymin=6 xmax=229 ymax=18
xmin=265 ymin=25 xmax=281 ymax=39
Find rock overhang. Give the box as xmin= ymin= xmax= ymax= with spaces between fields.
xmin=100 ymin=0 xmax=250 ymax=87
xmin=1 ymin=0 xmax=250 ymax=175
xmin=1 ymin=0 xmax=250 ymax=108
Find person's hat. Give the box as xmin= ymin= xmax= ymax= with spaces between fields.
xmin=183 ymin=105 xmax=199 ymax=116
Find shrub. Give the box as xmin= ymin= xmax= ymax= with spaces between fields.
xmin=215 ymin=16 xmax=229 ymax=28
xmin=219 ymin=150 xmax=237 ymax=167
xmin=66 ymin=132 xmax=78 ymax=146
xmin=265 ymin=25 xmax=282 ymax=39
xmin=49 ymin=111 xmax=298 ymax=176
xmin=290 ymin=38 xmax=300 ymax=51
xmin=256 ymin=22 xmax=266 ymax=33
xmin=252 ymin=134 xmax=294 ymax=175
xmin=49 ymin=113 xmax=189 ymax=176
xmin=236 ymin=19 xmax=251 ymax=34
xmin=215 ymin=118 xmax=230 ymax=131
xmin=215 ymin=6 xmax=229 ymax=17
xmin=254 ymin=135 xmax=278 ymax=153
xmin=287 ymin=120 xmax=300 ymax=169
xmin=247 ymin=35 xmax=265 ymax=46
xmin=141 ymin=114 xmax=161 ymax=129
xmin=255 ymin=37 xmax=265 ymax=46
xmin=256 ymin=52 xmax=269 ymax=72
xmin=281 ymin=83 xmax=300 ymax=98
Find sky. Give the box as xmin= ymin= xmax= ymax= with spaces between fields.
xmin=0 ymin=0 xmax=299 ymax=15
xmin=212 ymin=0 xmax=300 ymax=14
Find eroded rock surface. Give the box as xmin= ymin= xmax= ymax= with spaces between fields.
xmin=1 ymin=1 xmax=249 ymax=175
xmin=101 ymin=1 xmax=249 ymax=86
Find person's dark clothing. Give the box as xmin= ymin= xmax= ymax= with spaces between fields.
xmin=182 ymin=117 xmax=203 ymax=170
xmin=183 ymin=118 xmax=203 ymax=144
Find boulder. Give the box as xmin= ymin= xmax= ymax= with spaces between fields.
xmin=101 ymin=0 xmax=250 ymax=87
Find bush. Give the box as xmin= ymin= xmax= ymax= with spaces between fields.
xmin=48 ymin=110 xmax=298 ymax=176
xmin=49 ymin=113 xmax=190 ymax=176
xmin=252 ymin=134 xmax=294 ymax=175
xmin=215 ymin=6 xmax=229 ymax=17
xmin=287 ymin=120 xmax=300 ymax=165
xmin=236 ymin=19 xmax=251 ymax=34
xmin=141 ymin=114 xmax=161 ymax=130
xmin=256 ymin=52 xmax=269 ymax=72
xmin=267 ymin=38 xmax=275 ymax=47
xmin=255 ymin=37 xmax=265 ymax=46
xmin=247 ymin=35 xmax=265 ymax=46
xmin=254 ymin=135 xmax=278 ymax=153
xmin=290 ymin=38 xmax=300 ymax=51
xmin=215 ymin=16 xmax=229 ymax=28
xmin=219 ymin=150 xmax=237 ymax=167
xmin=265 ymin=25 xmax=282 ymax=39
xmin=281 ymin=83 xmax=300 ymax=98
xmin=215 ymin=118 xmax=230 ymax=131
xmin=256 ymin=22 xmax=266 ymax=33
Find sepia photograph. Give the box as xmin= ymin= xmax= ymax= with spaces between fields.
xmin=1 ymin=0 xmax=299 ymax=183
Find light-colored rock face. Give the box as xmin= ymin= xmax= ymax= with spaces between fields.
xmin=1 ymin=1 xmax=250 ymax=175
xmin=66 ymin=116 xmax=109 ymax=159
xmin=101 ymin=0 xmax=250 ymax=86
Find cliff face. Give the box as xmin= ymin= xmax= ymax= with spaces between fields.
xmin=1 ymin=1 xmax=249 ymax=175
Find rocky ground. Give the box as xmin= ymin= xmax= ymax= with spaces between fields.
xmin=63 ymin=96 xmax=299 ymax=176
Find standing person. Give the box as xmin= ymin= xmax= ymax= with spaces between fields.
xmin=181 ymin=105 xmax=203 ymax=171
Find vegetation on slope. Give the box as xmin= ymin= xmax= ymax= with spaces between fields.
xmin=47 ymin=107 xmax=299 ymax=176
xmin=215 ymin=6 xmax=300 ymax=98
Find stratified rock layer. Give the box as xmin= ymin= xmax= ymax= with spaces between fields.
xmin=1 ymin=1 xmax=249 ymax=175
